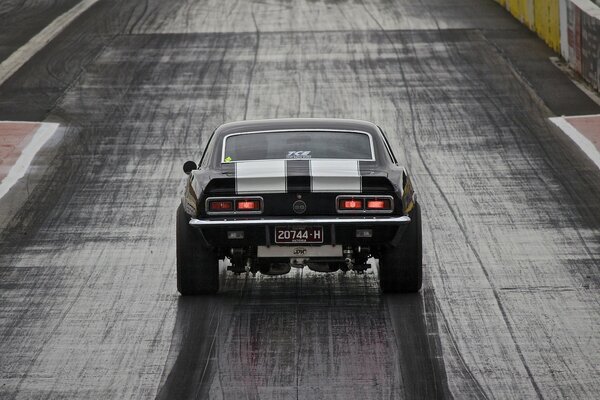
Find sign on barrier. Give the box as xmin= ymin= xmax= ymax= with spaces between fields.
xmin=567 ymin=0 xmax=600 ymax=88
xmin=581 ymin=10 xmax=599 ymax=88
xmin=568 ymin=2 xmax=583 ymax=74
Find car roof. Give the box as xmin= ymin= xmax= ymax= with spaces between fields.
xmin=214 ymin=118 xmax=381 ymax=137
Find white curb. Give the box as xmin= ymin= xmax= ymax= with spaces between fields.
xmin=549 ymin=116 xmax=600 ymax=170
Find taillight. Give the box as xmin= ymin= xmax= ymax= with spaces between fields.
xmin=366 ymin=199 xmax=392 ymax=210
xmin=206 ymin=197 xmax=262 ymax=214
xmin=337 ymin=196 xmax=394 ymax=213
xmin=208 ymin=200 xmax=233 ymax=212
xmin=236 ymin=199 xmax=261 ymax=211
xmin=339 ymin=198 xmax=364 ymax=210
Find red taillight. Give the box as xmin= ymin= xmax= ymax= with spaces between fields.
xmin=339 ymin=199 xmax=363 ymax=210
xmin=236 ymin=199 xmax=261 ymax=211
xmin=208 ymin=200 xmax=233 ymax=211
xmin=207 ymin=197 xmax=262 ymax=213
xmin=366 ymin=199 xmax=392 ymax=210
xmin=337 ymin=196 xmax=393 ymax=213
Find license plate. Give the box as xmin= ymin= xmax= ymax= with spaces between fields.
xmin=275 ymin=226 xmax=323 ymax=244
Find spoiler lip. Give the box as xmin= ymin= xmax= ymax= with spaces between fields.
xmin=189 ymin=215 xmax=410 ymax=227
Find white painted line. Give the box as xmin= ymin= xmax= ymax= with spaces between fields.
xmin=0 ymin=122 xmax=59 ymax=199
xmin=549 ymin=117 xmax=600 ymax=170
xmin=0 ymin=0 xmax=101 ymax=86
xmin=562 ymin=113 xmax=600 ymax=119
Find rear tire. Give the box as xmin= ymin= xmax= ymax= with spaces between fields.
xmin=176 ymin=205 xmax=219 ymax=295
xmin=379 ymin=202 xmax=423 ymax=293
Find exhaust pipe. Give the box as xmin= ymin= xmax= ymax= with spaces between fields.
xmin=343 ymin=246 xmax=354 ymax=268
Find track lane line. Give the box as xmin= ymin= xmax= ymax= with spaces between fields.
xmin=0 ymin=0 xmax=101 ymax=87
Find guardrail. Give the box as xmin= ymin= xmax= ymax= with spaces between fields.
xmin=493 ymin=0 xmax=600 ymax=91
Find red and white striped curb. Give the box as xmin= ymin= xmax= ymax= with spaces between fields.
xmin=550 ymin=115 xmax=600 ymax=170
xmin=0 ymin=121 xmax=59 ymax=199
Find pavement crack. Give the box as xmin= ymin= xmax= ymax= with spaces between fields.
xmin=243 ymin=8 xmax=260 ymax=121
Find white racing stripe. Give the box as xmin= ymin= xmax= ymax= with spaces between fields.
xmin=235 ymin=160 xmax=287 ymax=194
xmin=549 ymin=117 xmax=600 ymax=170
xmin=234 ymin=158 xmax=364 ymax=194
xmin=310 ymin=159 xmax=361 ymax=192
xmin=0 ymin=122 xmax=59 ymax=199
xmin=0 ymin=0 xmax=101 ymax=86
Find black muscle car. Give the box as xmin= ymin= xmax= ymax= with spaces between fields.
xmin=177 ymin=118 xmax=422 ymax=294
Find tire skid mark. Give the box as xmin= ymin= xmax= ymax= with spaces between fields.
xmin=360 ymin=16 xmax=518 ymax=398
xmin=127 ymin=0 xmax=150 ymax=35
xmin=427 ymin=227 xmax=490 ymax=399
xmin=363 ymin=19 xmax=545 ymax=399
xmin=385 ymin=289 xmax=453 ymax=399
xmin=243 ymin=8 xmax=260 ymax=121
xmin=359 ymin=14 xmax=482 ymax=398
xmin=445 ymin=33 xmax=599 ymax=297
xmin=10 ymin=261 xmax=95 ymax=396
xmin=401 ymin=31 xmax=546 ymax=400
xmin=416 ymin=28 xmax=598 ymax=398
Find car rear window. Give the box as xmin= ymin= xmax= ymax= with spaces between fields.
xmin=222 ymin=131 xmax=374 ymax=162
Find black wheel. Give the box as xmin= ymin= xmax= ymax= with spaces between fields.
xmin=379 ymin=202 xmax=423 ymax=293
xmin=176 ymin=204 xmax=219 ymax=295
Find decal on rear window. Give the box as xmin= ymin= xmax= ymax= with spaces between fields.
xmin=287 ymin=151 xmax=311 ymax=159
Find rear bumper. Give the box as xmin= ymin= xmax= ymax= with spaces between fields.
xmin=189 ymin=215 xmax=411 ymax=248
xmin=189 ymin=215 xmax=410 ymax=227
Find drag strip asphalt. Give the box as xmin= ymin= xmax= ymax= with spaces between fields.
xmin=0 ymin=0 xmax=599 ymax=399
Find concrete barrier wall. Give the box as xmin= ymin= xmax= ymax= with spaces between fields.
xmin=507 ymin=0 xmax=536 ymax=30
xmin=534 ymin=0 xmax=561 ymax=51
xmin=495 ymin=0 xmax=559 ymax=50
xmin=494 ymin=0 xmax=600 ymax=90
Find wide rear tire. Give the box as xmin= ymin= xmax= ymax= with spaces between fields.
xmin=379 ymin=202 xmax=423 ymax=293
xmin=176 ymin=205 xmax=219 ymax=295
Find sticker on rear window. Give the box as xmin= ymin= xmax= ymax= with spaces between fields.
xmin=287 ymin=151 xmax=311 ymax=159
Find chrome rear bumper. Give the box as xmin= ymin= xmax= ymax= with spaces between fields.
xmin=189 ymin=215 xmax=411 ymax=227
